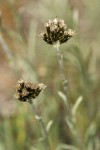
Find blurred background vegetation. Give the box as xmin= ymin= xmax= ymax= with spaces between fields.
xmin=0 ymin=0 xmax=100 ymax=150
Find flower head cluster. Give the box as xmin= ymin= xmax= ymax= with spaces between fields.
xmin=39 ymin=18 xmax=76 ymax=45
xmin=15 ymin=79 xmax=46 ymax=102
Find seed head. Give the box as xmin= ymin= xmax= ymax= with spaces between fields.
xmin=39 ymin=18 xmax=76 ymax=45
xmin=15 ymin=79 xmax=46 ymax=102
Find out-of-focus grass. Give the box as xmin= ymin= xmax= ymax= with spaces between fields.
xmin=0 ymin=0 xmax=100 ymax=150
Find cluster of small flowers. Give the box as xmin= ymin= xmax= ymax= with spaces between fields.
xmin=15 ymin=79 xmax=46 ymax=102
xmin=39 ymin=18 xmax=76 ymax=45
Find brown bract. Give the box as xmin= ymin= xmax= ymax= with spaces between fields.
xmin=15 ymin=79 xmax=46 ymax=102
xmin=39 ymin=18 xmax=76 ymax=45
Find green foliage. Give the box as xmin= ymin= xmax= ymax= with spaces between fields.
xmin=0 ymin=0 xmax=100 ymax=150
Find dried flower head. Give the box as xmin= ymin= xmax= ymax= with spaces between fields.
xmin=39 ymin=18 xmax=76 ymax=45
xmin=15 ymin=79 xmax=46 ymax=102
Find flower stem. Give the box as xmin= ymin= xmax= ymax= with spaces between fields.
xmin=54 ymin=43 xmax=85 ymax=150
xmin=55 ymin=44 xmax=66 ymax=83
xmin=28 ymin=99 xmax=50 ymax=150
xmin=54 ymin=42 xmax=70 ymax=109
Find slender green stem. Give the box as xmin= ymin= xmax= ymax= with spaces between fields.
xmin=55 ymin=43 xmax=68 ymax=92
xmin=54 ymin=42 xmax=70 ymax=110
xmin=28 ymin=99 xmax=50 ymax=150
xmin=54 ymin=42 xmax=85 ymax=150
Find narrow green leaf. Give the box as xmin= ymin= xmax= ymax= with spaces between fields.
xmin=56 ymin=144 xmax=79 ymax=150
xmin=46 ymin=120 xmax=53 ymax=133
xmin=58 ymin=91 xmax=67 ymax=105
xmin=72 ymin=96 xmax=83 ymax=116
